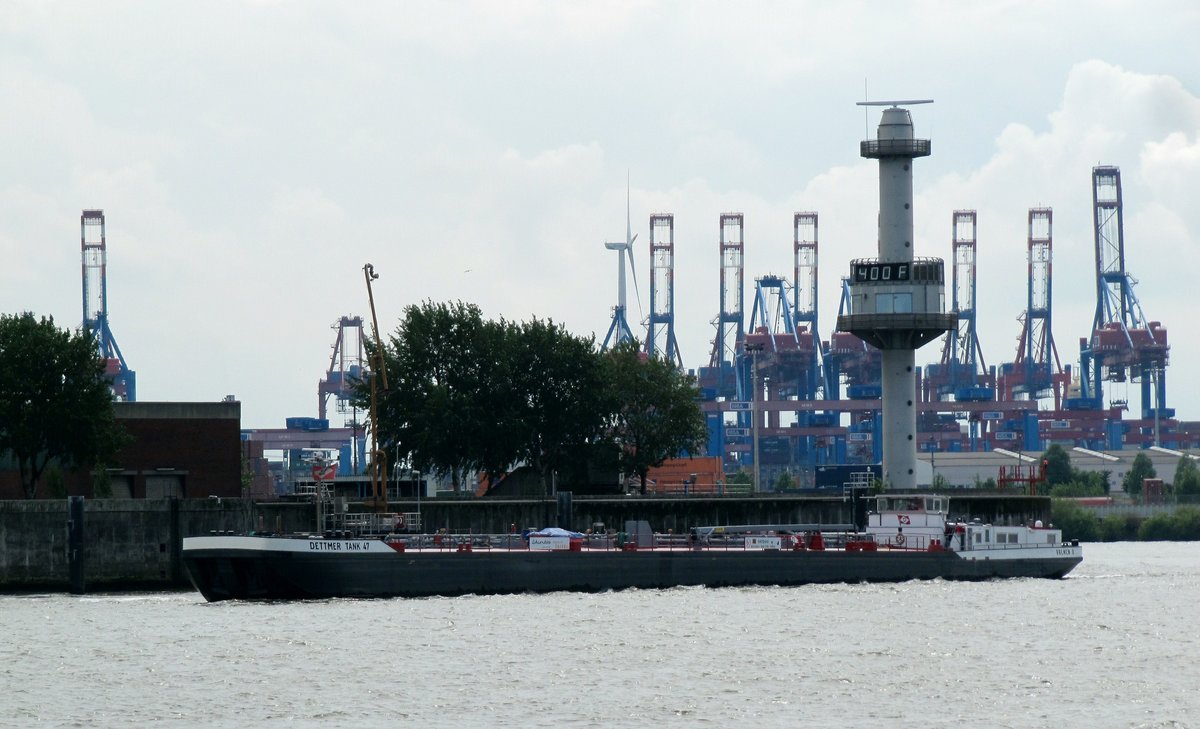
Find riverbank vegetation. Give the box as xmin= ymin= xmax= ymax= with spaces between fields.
xmin=1042 ymin=443 xmax=1200 ymax=541
xmin=1052 ymin=500 xmax=1200 ymax=542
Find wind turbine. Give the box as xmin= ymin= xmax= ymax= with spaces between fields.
xmin=601 ymin=176 xmax=643 ymax=350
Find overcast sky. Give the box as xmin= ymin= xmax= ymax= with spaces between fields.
xmin=3 ymin=1 xmax=1198 ymax=430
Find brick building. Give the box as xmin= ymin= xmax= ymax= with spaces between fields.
xmin=0 ymin=401 xmax=243 ymax=499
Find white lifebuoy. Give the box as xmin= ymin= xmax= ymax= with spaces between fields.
xmin=394 ymin=514 xmax=406 ymax=530
xmin=893 ymin=533 xmax=906 ymax=546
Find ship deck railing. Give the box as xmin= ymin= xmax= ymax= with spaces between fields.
xmin=951 ymin=538 xmax=1066 ymax=551
xmin=869 ymin=532 xmax=939 ymax=551
xmin=380 ymin=530 xmax=899 ymax=552
xmin=867 ymin=532 xmax=1068 ymax=552
xmin=322 ymin=511 xmax=423 ymax=537
xmin=247 ymin=528 xmax=1073 ymax=553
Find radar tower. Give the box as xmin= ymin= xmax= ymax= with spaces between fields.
xmin=837 ymin=100 xmax=956 ymax=490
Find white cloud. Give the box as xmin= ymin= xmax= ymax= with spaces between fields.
xmin=910 ymin=60 xmax=1200 ymax=418
xmin=2 ymin=3 xmax=1198 ymax=430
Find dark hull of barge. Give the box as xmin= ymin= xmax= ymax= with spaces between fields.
xmin=183 ymin=540 xmax=1082 ymax=602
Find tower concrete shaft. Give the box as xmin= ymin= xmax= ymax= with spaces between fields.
xmin=837 ymin=102 xmax=955 ymax=490
xmin=874 ymin=107 xmax=920 ymax=264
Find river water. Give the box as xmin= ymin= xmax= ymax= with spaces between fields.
xmin=2 ymin=542 xmax=1197 ymax=728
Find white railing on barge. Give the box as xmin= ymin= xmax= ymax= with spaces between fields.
xmin=380 ymin=530 xmax=878 ymax=552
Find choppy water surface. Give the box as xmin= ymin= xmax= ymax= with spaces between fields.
xmin=3 ymin=542 xmax=1198 ymax=728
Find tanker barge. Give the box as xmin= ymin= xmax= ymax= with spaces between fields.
xmin=182 ymin=493 xmax=1082 ymax=601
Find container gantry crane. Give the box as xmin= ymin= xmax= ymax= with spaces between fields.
xmin=703 ymin=213 xmax=745 ymax=396
xmin=80 ymin=209 xmax=136 ymax=401
xmin=923 ymin=210 xmax=994 ymax=452
xmin=1076 ymin=166 xmax=1171 ymax=423
xmin=318 ymin=315 xmax=367 ymax=422
xmin=998 ymin=208 xmax=1070 ymax=408
xmin=647 ymin=213 xmax=683 ymax=367
xmin=926 ymin=210 xmax=992 ymax=403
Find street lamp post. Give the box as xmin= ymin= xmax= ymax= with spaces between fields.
xmin=745 ymin=342 xmax=765 ymax=492
xmin=929 ymin=437 xmax=936 ymax=488
xmin=1153 ymin=365 xmax=1161 ymax=448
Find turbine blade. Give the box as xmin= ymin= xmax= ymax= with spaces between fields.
xmin=629 ymin=240 xmax=644 ymax=317
xmin=625 ymin=172 xmax=633 ymax=246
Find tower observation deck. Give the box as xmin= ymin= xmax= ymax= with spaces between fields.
xmin=837 ymin=102 xmax=956 ymax=490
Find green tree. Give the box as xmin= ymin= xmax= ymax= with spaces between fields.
xmin=1049 ymin=481 xmax=1106 ymax=498
xmin=369 ymin=302 xmax=609 ymax=494
xmin=1138 ymin=512 xmax=1177 ymax=541
xmin=1097 ymin=514 xmax=1140 ymax=542
xmin=506 ymin=317 xmax=608 ymax=491
xmin=773 ymin=472 xmax=796 ymax=491
xmin=0 ymin=312 xmax=127 ymax=498
xmin=972 ymin=474 xmax=998 ymax=490
xmin=44 ymin=466 xmax=67 ymax=498
xmin=367 ymin=303 xmax=706 ymax=497
xmin=725 ymin=470 xmax=752 ymax=493
xmin=1050 ymin=499 xmax=1098 ymax=542
xmin=239 ymin=451 xmax=254 ymax=497
xmin=1122 ymin=452 xmax=1156 ymax=496
xmin=1175 ymin=507 xmax=1200 ymax=539
xmin=372 ymin=301 xmax=517 ymax=490
xmin=1081 ymin=469 xmax=1112 ymax=494
xmin=93 ymin=462 xmax=113 ymax=499
xmin=603 ymin=341 xmax=708 ymax=494
xmin=1173 ymin=456 xmax=1200 ymax=497
xmin=1042 ymin=444 xmax=1073 ymax=486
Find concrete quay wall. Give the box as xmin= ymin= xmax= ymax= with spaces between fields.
xmin=0 ymin=498 xmax=315 ymax=593
xmin=1 ymin=493 xmax=1045 ymax=593
xmin=0 ymin=495 xmax=853 ymax=593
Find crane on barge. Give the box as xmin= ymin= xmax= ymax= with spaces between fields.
xmin=363 ymin=263 xmax=389 ymax=512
